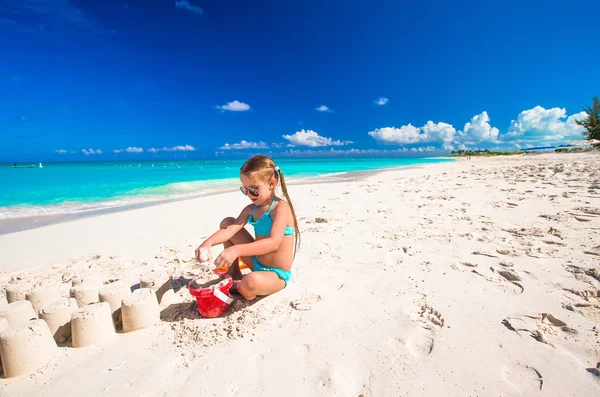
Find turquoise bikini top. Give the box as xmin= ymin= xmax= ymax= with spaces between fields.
xmin=248 ymin=197 xmax=295 ymax=237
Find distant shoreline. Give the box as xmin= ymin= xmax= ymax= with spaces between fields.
xmin=0 ymin=160 xmax=452 ymax=235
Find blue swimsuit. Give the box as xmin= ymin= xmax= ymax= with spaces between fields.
xmin=247 ymin=197 xmax=294 ymax=286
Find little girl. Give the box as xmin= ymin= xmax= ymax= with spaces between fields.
xmin=195 ymin=155 xmax=300 ymax=300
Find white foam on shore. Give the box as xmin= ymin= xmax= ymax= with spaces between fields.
xmin=0 ymin=178 xmax=239 ymax=220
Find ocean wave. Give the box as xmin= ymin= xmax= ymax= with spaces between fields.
xmin=0 ymin=179 xmax=238 ymax=220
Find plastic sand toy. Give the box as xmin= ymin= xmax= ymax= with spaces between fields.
xmin=188 ymin=270 xmax=234 ymax=318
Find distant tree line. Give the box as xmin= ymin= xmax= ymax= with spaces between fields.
xmin=450 ymin=149 xmax=524 ymax=157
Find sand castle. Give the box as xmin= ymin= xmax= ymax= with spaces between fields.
xmin=26 ymin=285 xmax=62 ymax=316
xmin=121 ymin=288 xmax=160 ymax=332
xmin=140 ymin=272 xmax=175 ymax=307
xmin=70 ymin=284 xmax=100 ymax=307
xmin=0 ymin=300 xmax=37 ymax=326
xmin=39 ymin=297 xmax=79 ymax=342
xmin=0 ymin=265 xmax=221 ymax=379
xmin=0 ymin=319 xmax=58 ymax=378
xmin=5 ymin=285 xmax=30 ymax=304
xmin=71 ymin=302 xmax=116 ymax=347
xmin=0 ymin=319 xmax=8 ymax=334
xmin=99 ymin=283 xmax=131 ymax=324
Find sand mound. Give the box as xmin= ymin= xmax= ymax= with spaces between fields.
xmin=168 ymin=300 xmax=268 ymax=350
xmin=188 ymin=266 xmax=229 ymax=291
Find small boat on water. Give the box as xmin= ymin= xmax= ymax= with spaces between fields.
xmin=39 ymin=162 xmax=43 ymax=168
xmin=12 ymin=163 xmax=35 ymax=168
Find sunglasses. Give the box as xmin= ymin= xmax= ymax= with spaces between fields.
xmin=240 ymin=185 xmax=260 ymax=197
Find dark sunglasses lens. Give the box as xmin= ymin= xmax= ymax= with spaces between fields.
xmin=240 ymin=186 xmax=259 ymax=196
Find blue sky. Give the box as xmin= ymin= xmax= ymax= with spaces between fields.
xmin=1 ymin=0 xmax=599 ymax=161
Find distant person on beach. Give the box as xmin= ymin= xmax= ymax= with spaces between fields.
xmin=195 ymin=155 xmax=300 ymax=300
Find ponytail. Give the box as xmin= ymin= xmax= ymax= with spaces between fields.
xmin=277 ymin=168 xmax=301 ymax=257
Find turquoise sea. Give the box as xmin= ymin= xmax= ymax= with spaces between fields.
xmin=0 ymin=157 xmax=452 ymax=220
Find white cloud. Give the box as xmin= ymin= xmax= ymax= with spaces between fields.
xmin=283 ymin=129 xmax=351 ymax=147
xmin=368 ymin=124 xmax=421 ymax=145
xmin=280 ymin=147 xmax=445 ymax=158
xmin=113 ymin=149 xmax=123 ymax=153
xmin=367 ymin=111 xmax=502 ymax=151
xmin=141 ymin=146 xmax=194 ymax=153
xmin=504 ymin=106 xmax=586 ymax=144
xmin=125 ymin=147 xmax=144 ymax=153
xmin=422 ymin=121 xmax=457 ymax=150
xmin=315 ymin=105 xmax=332 ymax=112
xmin=271 ymin=142 xmax=285 ymax=148
xmin=161 ymin=145 xmax=196 ymax=152
xmin=374 ymin=97 xmax=389 ymax=106
xmin=216 ymin=100 xmax=250 ymax=112
xmin=175 ymin=0 xmax=203 ymax=15
xmin=82 ymin=148 xmax=102 ymax=155
xmin=220 ymin=140 xmax=268 ymax=150
xmin=410 ymin=146 xmax=437 ymax=152
xmin=368 ymin=121 xmax=456 ymax=149
xmin=55 ymin=149 xmax=67 ymax=154
xmin=460 ymin=111 xmax=500 ymax=143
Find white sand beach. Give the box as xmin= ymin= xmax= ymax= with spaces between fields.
xmin=0 ymin=153 xmax=599 ymax=397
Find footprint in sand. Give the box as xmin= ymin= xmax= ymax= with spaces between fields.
xmin=502 ymin=313 xmax=576 ymax=347
xmin=290 ymin=294 xmax=322 ymax=311
xmin=471 ymin=267 xmax=524 ymax=295
xmin=405 ymin=304 xmax=444 ymax=357
xmin=502 ymin=361 xmax=543 ymax=393
xmin=564 ymin=303 xmax=600 ymax=322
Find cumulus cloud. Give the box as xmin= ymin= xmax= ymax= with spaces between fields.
xmin=410 ymin=146 xmax=437 ymax=152
xmin=55 ymin=149 xmax=67 ymax=154
xmin=504 ymin=106 xmax=586 ymax=144
xmin=283 ymin=129 xmax=351 ymax=147
xmin=125 ymin=147 xmax=144 ymax=153
xmin=175 ymin=0 xmax=203 ymax=15
xmin=113 ymin=149 xmax=123 ymax=153
xmin=220 ymin=140 xmax=268 ymax=150
xmin=368 ymin=124 xmax=421 ymax=145
xmin=315 ymin=105 xmax=332 ymax=112
xmin=374 ymin=97 xmax=389 ymax=106
xmin=281 ymin=147 xmax=444 ymax=158
xmin=82 ymin=148 xmax=102 ymax=155
xmin=368 ymin=121 xmax=456 ymax=150
xmin=144 ymin=146 xmax=194 ymax=153
xmin=161 ymin=145 xmax=196 ymax=152
xmin=368 ymin=106 xmax=587 ymax=152
xmin=460 ymin=111 xmax=500 ymax=144
xmin=216 ymin=100 xmax=250 ymax=112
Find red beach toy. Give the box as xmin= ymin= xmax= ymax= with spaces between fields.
xmin=188 ymin=273 xmax=234 ymax=318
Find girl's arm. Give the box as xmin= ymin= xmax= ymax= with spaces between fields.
xmin=230 ymin=201 xmax=290 ymax=258
xmin=199 ymin=205 xmax=251 ymax=249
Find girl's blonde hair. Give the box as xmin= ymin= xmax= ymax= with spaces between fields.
xmin=241 ymin=155 xmax=300 ymax=256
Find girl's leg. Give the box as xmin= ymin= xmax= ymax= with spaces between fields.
xmin=219 ymin=217 xmax=254 ymax=280
xmin=237 ymin=271 xmax=285 ymax=300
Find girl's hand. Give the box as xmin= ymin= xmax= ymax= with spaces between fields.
xmin=214 ymin=247 xmax=238 ymax=269
xmin=195 ymin=245 xmax=212 ymax=262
